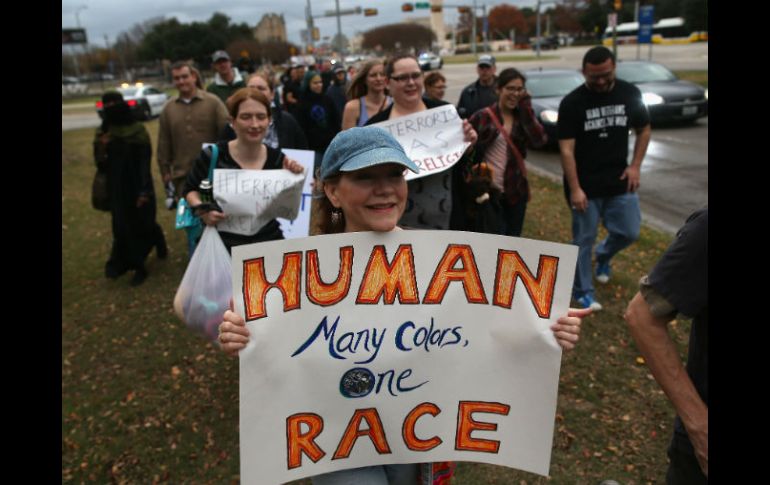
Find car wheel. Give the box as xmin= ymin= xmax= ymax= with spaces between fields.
xmin=142 ymin=103 xmax=152 ymax=120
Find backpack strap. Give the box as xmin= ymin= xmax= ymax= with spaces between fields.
xmin=484 ymin=106 xmax=527 ymax=178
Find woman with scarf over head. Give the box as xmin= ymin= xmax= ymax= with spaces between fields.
xmin=296 ymin=70 xmax=341 ymax=169
xmin=94 ymin=91 xmax=167 ymax=286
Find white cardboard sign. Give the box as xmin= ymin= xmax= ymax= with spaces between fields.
xmin=277 ymin=149 xmax=316 ymax=239
xmin=213 ymin=168 xmax=306 ymax=236
xmin=232 ymin=231 xmax=577 ymax=484
xmin=369 ymin=104 xmax=470 ymax=181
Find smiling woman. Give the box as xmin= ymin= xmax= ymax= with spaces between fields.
xmin=182 ymin=87 xmax=304 ymax=252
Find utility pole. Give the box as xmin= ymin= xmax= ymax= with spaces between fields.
xmin=471 ymin=0 xmax=477 ymax=54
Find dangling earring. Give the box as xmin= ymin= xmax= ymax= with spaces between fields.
xmin=331 ymin=208 xmax=342 ymax=225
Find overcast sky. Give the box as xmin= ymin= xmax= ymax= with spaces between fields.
xmin=62 ymin=0 xmax=537 ymax=48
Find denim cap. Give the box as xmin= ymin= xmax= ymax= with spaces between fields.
xmin=320 ymin=126 xmax=419 ymax=180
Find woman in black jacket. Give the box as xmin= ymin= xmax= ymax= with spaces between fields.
xmin=183 ymin=88 xmax=305 ymax=252
xmin=94 ymin=91 xmax=167 ymax=286
xmin=296 ymin=70 xmax=341 ymax=168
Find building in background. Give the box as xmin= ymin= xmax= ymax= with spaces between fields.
xmin=254 ymin=13 xmax=287 ymax=43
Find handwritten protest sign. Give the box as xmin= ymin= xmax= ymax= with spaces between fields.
xmin=213 ymin=168 xmax=306 ymax=236
xmin=233 ymin=231 xmax=577 ymax=484
xmin=278 ymin=149 xmax=315 ymax=239
xmin=370 ymin=105 xmax=470 ymax=181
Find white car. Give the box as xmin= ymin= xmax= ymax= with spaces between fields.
xmin=418 ymin=52 xmax=443 ymax=71
xmin=96 ymin=83 xmax=169 ymax=120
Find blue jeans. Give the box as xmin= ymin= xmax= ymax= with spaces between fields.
xmin=571 ymin=192 xmax=640 ymax=298
xmin=311 ymin=464 xmax=420 ymax=485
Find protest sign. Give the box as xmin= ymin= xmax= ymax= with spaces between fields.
xmin=212 ymin=167 xmax=306 ymax=236
xmin=278 ymin=149 xmax=315 ymax=239
xmin=233 ymin=230 xmax=577 ymax=484
xmin=369 ymin=105 xmax=470 ymax=181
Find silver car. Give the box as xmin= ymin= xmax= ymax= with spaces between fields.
xmin=96 ymin=83 xmax=169 ymax=120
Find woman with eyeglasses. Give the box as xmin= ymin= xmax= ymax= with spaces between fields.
xmin=366 ymin=54 xmax=478 ymax=231
xmin=466 ymin=67 xmax=548 ymax=237
xmin=423 ymin=71 xmax=447 ymax=102
xmin=341 ymin=59 xmax=392 ymax=130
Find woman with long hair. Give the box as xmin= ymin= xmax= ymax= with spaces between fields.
xmin=467 ymin=67 xmax=548 ymax=237
xmin=217 ymin=126 xmax=587 ymax=485
xmin=341 ymin=59 xmax=391 ymax=130
xmin=182 ymin=88 xmax=304 ymax=252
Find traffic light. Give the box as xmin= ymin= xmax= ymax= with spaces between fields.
xmin=364 ymin=8 xmax=378 ymax=16
xmin=430 ymin=5 xmax=442 ymax=13
xmin=614 ymin=0 xmax=622 ymax=10
xmin=402 ymin=3 xmax=414 ymax=12
xmin=458 ymin=6 xmax=471 ymax=14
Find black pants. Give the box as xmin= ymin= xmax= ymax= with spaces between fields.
xmin=666 ymin=442 xmax=707 ymax=485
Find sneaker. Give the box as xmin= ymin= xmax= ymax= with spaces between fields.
xmin=595 ymin=260 xmax=611 ymax=284
xmin=575 ymin=294 xmax=603 ymax=312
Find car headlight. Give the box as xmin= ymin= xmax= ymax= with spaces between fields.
xmin=642 ymin=92 xmax=664 ymax=105
xmin=705 ymin=88 xmax=708 ymax=100
xmin=540 ymin=109 xmax=558 ymax=123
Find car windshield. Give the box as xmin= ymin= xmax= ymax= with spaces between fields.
xmin=526 ymin=73 xmax=584 ymax=98
xmin=119 ymin=88 xmax=138 ymax=97
xmin=615 ymin=63 xmax=677 ymax=83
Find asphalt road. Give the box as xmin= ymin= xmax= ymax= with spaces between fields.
xmin=63 ymin=44 xmax=707 ymax=233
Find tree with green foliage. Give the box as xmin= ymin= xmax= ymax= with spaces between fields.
xmin=362 ymin=24 xmax=436 ymax=53
xmin=137 ymin=13 xmax=253 ymax=67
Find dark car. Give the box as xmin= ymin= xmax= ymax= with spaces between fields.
xmin=530 ymin=36 xmax=559 ymax=51
xmin=615 ymin=60 xmax=707 ymax=124
xmin=523 ymin=68 xmax=585 ymax=147
xmin=96 ymin=83 xmax=169 ymax=121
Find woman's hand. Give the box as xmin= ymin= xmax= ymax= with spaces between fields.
xmin=283 ymin=156 xmax=305 ymax=174
xmin=200 ymin=210 xmax=226 ymax=226
xmin=551 ymin=307 xmax=591 ymax=351
xmin=462 ymin=119 xmax=478 ymax=147
xmin=219 ymin=310 xmax=251 ymax=357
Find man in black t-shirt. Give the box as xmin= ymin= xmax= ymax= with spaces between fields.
xmin=557 ymin=46 xmax=651 ymax=311
xmin=625 ymin=208 xmax=708 ymax=484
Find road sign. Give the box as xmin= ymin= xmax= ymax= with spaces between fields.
xmin=62 ymin=28 xmax=87 ymax=44
xmin=638 ymin=5 xmax=654 ymax=44
xmin=415 ymin=2 xmax=430 ymax=7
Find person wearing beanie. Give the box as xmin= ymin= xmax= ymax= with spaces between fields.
xmin=94 ymin=91 xmax=167 ymax=286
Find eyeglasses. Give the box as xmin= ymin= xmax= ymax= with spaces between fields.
xmin=390 ymin=72 xmax=423 ymax=83
xmin=508 ymin=86 xmax=526 ymax=93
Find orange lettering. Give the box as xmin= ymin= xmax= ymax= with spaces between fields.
xmin=424 ymin=245 xmax=488 ymax=305
xmin=455 ymin=401 xmax=510 ymax=453
xmin=356 ymin=245 xmax=419 ymax=305
xmin=493 ymin=251 xmax=559 ymax=318
xmin=286 ymin=413 xmax=326 ymax=469
xmin=332 ymin=408 xmax=392 ymax=459
xmin=403 ymin=403 xmax=442 ymax=451
xmin=243 ymin=252 xmax=302 ymax=320
xmin=306 ymin=247 xmax=354 ymax=306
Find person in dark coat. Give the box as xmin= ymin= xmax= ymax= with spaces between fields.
xmin=296 ymin=70 xmax=341 ymax=168
xmin=94 ymin=91 xmax=167 ymax=286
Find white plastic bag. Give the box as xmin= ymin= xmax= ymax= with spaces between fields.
xmin=173 ymin=226 xmax=232 ymax=341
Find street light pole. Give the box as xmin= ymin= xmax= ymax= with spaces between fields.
xmin=73 ymin=5 xmax=88 ymax=78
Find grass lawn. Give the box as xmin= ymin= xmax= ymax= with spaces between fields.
xmin=63 ymin=121 xmax=689 ymax=484
xmin=672 ymin=70 xmax=708 ymax=88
